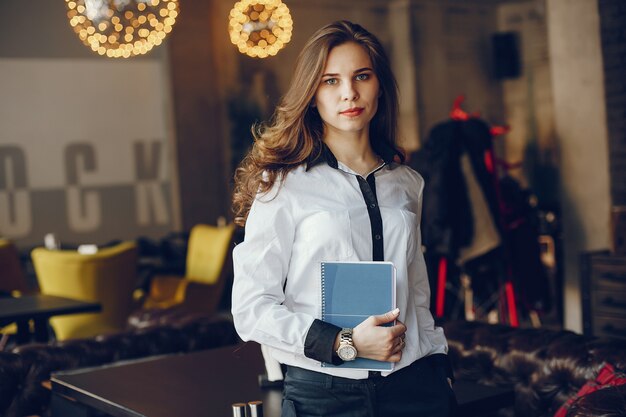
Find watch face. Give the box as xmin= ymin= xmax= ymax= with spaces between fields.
xmin=338 ymin=345 xmax=357 ymax=361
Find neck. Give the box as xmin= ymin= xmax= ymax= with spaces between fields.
xmin=323 ymin=131 xmax=380 ymax=175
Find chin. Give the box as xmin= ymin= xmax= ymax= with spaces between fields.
xmin=337 ymin=120 xmax=369 ymax=131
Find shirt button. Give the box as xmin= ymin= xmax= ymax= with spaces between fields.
xmin=375 ymin=234 xmax=382 ymax=240
xmin=370 ymin=203 xmax=376 ymax=208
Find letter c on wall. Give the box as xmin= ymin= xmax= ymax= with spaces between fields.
xmin=65 ymin=143 xmax=101 ymax=232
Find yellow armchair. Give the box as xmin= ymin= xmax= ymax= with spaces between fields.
xmin=143 ymin=224 xmax=235 ymax=314
xmin=31 ymin=241 xmax=138 ymax=341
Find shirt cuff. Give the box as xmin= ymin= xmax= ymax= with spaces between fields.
xmin=304 ymin=319 xmax=343 ymax=365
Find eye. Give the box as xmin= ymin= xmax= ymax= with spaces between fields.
xmin=323 ymin=78 xmax=338 ymax=85
xmin=355 ymin=73 xmax=369 ymax=81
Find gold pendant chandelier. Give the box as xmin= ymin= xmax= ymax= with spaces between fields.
xmin=228 ymin=0 xmax=293 ymax=59
xmin=65 ymin=0 xmax=180 ymax=58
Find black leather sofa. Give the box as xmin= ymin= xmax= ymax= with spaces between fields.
xmin=442 ymin=320 xmax=626 ymax=416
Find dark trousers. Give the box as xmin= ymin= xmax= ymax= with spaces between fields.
xmin=282 ymin=354 xmax=457 ymax=417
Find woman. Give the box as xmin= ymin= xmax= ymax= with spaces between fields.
xmin=232 ymin=20 xmax=456 ymax=417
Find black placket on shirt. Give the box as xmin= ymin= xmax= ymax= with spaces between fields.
xmin=357 ymin=169 xmax=385 ymax=262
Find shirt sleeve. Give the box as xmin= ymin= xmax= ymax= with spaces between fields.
xmin=231 ymin=180 xmax=340 ymax=363
xmin=409 ymin=173 xmax=455 ymax=381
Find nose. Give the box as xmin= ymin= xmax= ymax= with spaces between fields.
xmin=341 ymin=81 xmax=358 ymax=101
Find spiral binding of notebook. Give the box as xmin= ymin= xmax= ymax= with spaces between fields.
xmin=321 ymin=261 xmax=327 ymax=322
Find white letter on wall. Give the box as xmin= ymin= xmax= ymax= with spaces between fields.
xmin=134 ymin=141 xmax=169 ymax=225
xmin=65 ymin=143 xmax=101 ymax=232
xmin=0 ymin=146 xmax=32 ymax=237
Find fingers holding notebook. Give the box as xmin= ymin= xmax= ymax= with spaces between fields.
xmin=353 ymin=311 xmax=407 ymax=362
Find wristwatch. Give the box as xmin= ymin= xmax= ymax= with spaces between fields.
xmin=336 ymin=328 xmax=358 ymax=361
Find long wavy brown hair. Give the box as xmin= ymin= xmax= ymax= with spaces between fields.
xmin=232 ymin=20 xmax=404 ymax=226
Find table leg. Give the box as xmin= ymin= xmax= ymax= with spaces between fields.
xmin=16 ymin=319 xmax=30 ymax=344
xmin=33 ymin=318 xmax=50 ymax=343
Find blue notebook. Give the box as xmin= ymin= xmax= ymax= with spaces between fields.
xmin=320 ymin=261 xmax=396 ymax=371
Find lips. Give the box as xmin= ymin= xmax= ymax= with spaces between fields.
xmin=340 ymin=107 xmax=364 ymax=117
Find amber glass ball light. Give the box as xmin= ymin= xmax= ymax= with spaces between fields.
xmin=228 ymin=0 xmax=293 ymax=58
xmin=65 ymin=0 xmax=179 ymax=58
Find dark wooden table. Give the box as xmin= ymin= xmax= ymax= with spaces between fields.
xmin=0 ymin=294 xmax=101 ymax=343
xmin=51 ymin=342 xmax=514 ymax=417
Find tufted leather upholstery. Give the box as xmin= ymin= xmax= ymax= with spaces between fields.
xmin=442 ymin=320 xmax=626 ymax=417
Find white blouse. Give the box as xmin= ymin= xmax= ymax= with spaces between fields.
xmin=231 ymin=160 xmax=448 ymax=379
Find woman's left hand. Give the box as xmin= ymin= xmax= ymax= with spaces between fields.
xmin=350 ymin=309 xmax=407 ymax=362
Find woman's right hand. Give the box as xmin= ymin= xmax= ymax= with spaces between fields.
xmin=351 ymin=308 xmax=407 ymax=362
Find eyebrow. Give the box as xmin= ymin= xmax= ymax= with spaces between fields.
xmin=321 ymin=67 xmax=373 ymax=77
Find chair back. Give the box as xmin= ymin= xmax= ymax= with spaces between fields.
xmin=186 ymin=224 xmax=235 ymax=285
xmin=31 ymin=241 xmax=138 ymax=341
xmin=0 ymin=239 xmax=29 ymax=295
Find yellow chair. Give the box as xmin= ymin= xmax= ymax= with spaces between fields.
xmin=31 ymin=241 xmax=138 ymax=341
xmin=142 ymin=224 xmax=235 ymax=314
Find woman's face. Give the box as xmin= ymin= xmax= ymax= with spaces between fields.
xmin=314 ymin=42 xmax=380 ymax=138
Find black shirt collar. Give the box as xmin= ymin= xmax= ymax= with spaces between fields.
xmin=305 ymin=142 xmax=338 ymax=171
xmin=305 ymin=140 xmax=399 ymax=172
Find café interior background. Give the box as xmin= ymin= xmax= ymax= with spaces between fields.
xmin=1 ymin=0 xmax=624 ymax=333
